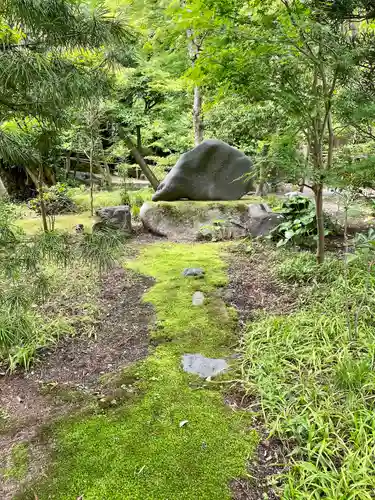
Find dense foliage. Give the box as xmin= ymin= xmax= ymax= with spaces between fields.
xmin=271 ymin=195 xmax=336 ymax=247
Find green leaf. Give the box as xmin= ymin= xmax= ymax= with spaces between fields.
xmin=285 ymin=230 xmax=294 ymax=240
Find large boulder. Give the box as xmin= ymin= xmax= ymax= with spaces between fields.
xmin=140 ymin=201 xmax=282 ymax=241
xmin=152 ymin=139 xmax=254 ymax=202
xmin=94 ymin=205 xmax=132 ymax=233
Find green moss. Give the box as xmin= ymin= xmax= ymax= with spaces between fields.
xmin=22 ymin=243 xmax=256 ymax=499
xmin=2 ymin=443 xmax=29 ymax=481
xmin=153 ymin=197 xmax=262 ymax=220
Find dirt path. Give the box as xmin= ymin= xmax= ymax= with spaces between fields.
xmin=0 ymin=266 xmax=154 ymax=499
xmin=226 ymin=247 xmax=295 ymax=500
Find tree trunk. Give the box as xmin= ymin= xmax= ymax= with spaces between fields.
xmin=44 ymin=165 xmax=56 ymax=186
xmin=193 ymin=86 xmax=204 ymax=146
xmin=74 ymin=153 xmax=78 ymax=179
xmin=65 ymin=151 xmax=71 ymax=179
xmin=38 ymin=164 xmax=48 ymax=233
xmin=89 ymin=139 xmax=94 ymax=217
xmin=136 ymin=125 xmax=142 ymax=150
xmin=25 ymin=166 xmax=39 ymax=187
xmin=121 ymin=133 xmax=159 ymax=191
xmin=314 ymin=183 xmax=325 ymax=264
xmin=0 ymin=175 xmax=7 ymax=197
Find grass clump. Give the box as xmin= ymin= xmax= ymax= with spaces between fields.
xmin=277 ymin=250 xmax=343 ymax=284
xmin=0 ymin=201 xmax=127 ymax=370
xmin=2 ymin=443 xmax=29 ymax=481
xmin=241 ymin=249 xmax=375 ymax=498
xmin=23 ymin=243 xmax=256 ymax=499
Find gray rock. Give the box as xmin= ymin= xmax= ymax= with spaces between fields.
xmin=285 ymin=191 xmax=308 ymax=198
xmin=182 ymin=354 xmax=228 ymax=378
xmin=247 ymin=203 xmax=283 ymax=237
xmin=140 ymin=201 xmax=282 ymax=240
xmin=192 ymin=291 xmax=205 ymax=306
xmin=183 ymin=268 xmax=205 ymax=277
xmin=152 ymin=139 xmax=254 ymax=202
xmin=95 ymin=205 xmax=132 ymax=232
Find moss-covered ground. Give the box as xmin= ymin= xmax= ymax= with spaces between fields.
xmin=22 ymin=243 xmax=256 ymax=499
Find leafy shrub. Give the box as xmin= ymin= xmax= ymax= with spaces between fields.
xmin=28 ymin=183 xmax=77 ymax=215
xmin=120 ymin=188 xmax=131 ymax=205
xmin=271 ymin=195 xmax=335 ymax=248
xmin=199 ymin=219 xmax=233 ymax=241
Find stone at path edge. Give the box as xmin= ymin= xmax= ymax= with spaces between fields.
xmin=182 ymin=268 xmax=205 ymax=278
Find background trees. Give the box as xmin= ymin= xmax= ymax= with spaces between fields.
xmin=0 ymin=0 xmax=130 ymax=199
xmin=188 ymin=0 xmax=375 ymax=261
xmin=2 ymin=0 xmax=375 ymax=259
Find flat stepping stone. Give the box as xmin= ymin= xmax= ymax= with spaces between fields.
xmin=192 ymin=291 xmax=205 ymax=306
xmin=182 ymin=354 xmax=228 ymax=378
xmin=182 ymin=268 xmax=205 ymax=277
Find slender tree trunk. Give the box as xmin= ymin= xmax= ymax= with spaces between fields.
xmin=121 ymin=133 xmax=159 ymax=190
xmin=0 ymin=175 xmax=6 ymax=197
xmin=25 ymin=166 xmax=39 ymax=187
xmin=186 ymin=20 xmax=204 ymax=145
xmin=255 ymin=174 xmax=265 ymax=196
xmin=44 ymin=165 xmax=56 ymax=186
xmin=299 ymin=143 xmax=310 ymax=192
xmin=102 ymin=161 xmax=112 ymax=190
xmin=38 ymin=164 xmax=48 ymax=233
xmin=65 ymin=150 xmax=71 ymax=180
xmin=193 ymin=86 xmax=203 ymax=146
xmin=314 ymin=183 xmax=325 ymax=264
xmin=136 ymin=125 xmax=142 ymax=150
xmin=74 ymin=152 xmax=78 ymax=179
xmin=89 ymin=138 xmax=94 ymax=217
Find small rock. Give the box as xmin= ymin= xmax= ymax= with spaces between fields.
xmin=182 ymin=354 xmax=228 ymax=378
xmin=192 ymin=291 xmax=205 ymax=306
xmin=182 ymin=268 xmax=205 ymax=278
xmin=179 ymin=420 xmax=189 ymax=428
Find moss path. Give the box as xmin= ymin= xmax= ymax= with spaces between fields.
xmin=24 ymin=243 xmax=256 ymax=499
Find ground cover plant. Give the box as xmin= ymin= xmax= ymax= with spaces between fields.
xmin=241 ymin=244 xmax=375 ymax=498
xmin=0 ymin=200 xmax=126 ymax=370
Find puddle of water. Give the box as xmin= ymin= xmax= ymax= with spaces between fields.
xmin=182 ymin=354 xmax=228 ymax=378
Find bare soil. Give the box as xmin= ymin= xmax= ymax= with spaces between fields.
xmin=225 ymin=245 xmax=298 ymax=323
xmin=0 ymin=265 xmax=154 ymax=499
xmin=226 ymin=247 xmax=294 ymax=500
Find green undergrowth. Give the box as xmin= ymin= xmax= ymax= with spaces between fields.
xmin=16 ymin=212 xmax=95 ymax=235
xmin=22 ymin=243 xmax=256 ymax=499
xmin=241 ymin=248 xmax=375 ymax=498
xmin=69 ymin=187 xmax=153 ymax=212
xmin=2 ymin=443 xmax=29 ymax=481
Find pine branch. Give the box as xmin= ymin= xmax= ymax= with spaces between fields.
xmin=0 ymin=0 xmax=134 ymax=49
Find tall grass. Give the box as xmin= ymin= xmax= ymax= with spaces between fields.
xmin=0 ymin=200 xmax=128 ymax=370
xmin=241 ymin=250 xmax=375 ymax=498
